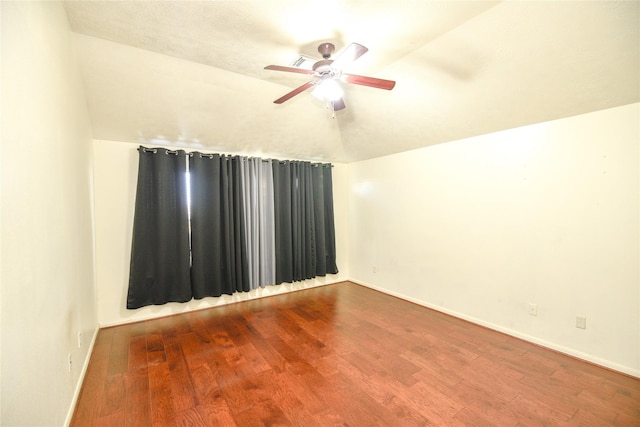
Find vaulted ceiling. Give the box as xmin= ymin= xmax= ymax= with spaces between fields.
xmin=63 ymin=1 xmax=639 ymax=163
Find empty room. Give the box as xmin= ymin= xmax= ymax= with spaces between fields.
xmin=1 ymin=1 xmax=638 ymax=426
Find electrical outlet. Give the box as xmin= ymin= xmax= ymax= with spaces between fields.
xmin=67 ymin=353 xmax=72 ymax=372
xmin=576 ymin=316 xmax=587 ymax=329
xmin=77 ymin=331 xmax=83 ymax=348
xmin=528 ymin=303 xmax=537 ymax=316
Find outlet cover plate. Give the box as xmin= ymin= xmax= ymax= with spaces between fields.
xmin=576 ymin=316 xmax=587 ymax=329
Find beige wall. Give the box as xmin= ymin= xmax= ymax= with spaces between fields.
xmin=348 ymin=103 xmax=640 ymax=376
xmin=1 ymin=2 xmax=98 ymax=426
xmin=93 ymin=140 xmax=349 ymax=326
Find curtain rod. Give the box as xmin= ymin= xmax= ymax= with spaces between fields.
xmin=139 ymin=145 xmax=333 ymax=167
xmin=137 ymin=146 xmax=179 ymax=155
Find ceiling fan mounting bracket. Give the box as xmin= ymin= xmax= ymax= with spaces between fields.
xmin=318 ymin=43 xmax=335 ymax=59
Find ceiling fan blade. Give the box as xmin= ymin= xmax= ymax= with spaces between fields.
xmin=331 ymin=43 xmax=368 ymax=69
xmin=343 ymin=74 xmax=396 ymax=90
xmin=273 ymin=81 xmax=316 ymax=104
xmin=331 ymin=98 xmax=346 ymax=111
xmin=265 ymin=65 xmax=314 ymax=75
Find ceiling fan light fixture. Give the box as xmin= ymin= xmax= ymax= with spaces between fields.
xmin=312 ymin=78 xmax=343 ymax=102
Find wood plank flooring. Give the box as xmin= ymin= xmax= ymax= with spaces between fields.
xmin=71 ymin=282 xmax=640 ymax=426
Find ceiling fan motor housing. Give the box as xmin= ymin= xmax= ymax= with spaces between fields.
xmin=312 ymin=59 xmax=335 ymax=75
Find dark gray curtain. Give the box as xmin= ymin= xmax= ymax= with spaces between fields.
xmin=273 ymin=161 xmax=338 ymax=283
xmin=189 ymin=154 xmax=250 ymax=297
xmin=315 ymin=163 xmax=339 ymax=275
xmin=273 ymin=162 xmax=294 ymax=283
xmin=127 ymin=147 xmax=192 ymax=309
xmin=128 ymin=148 xmax=337 ymax=309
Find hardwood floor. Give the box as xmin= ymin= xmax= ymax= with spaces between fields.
xmin=71 ymin=282 xmax=640 ymax=426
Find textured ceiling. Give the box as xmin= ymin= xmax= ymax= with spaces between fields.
xmin=63 ymin=1 xmax=639 ymax=163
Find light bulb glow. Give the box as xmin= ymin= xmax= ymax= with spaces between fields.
xmin=312 ymin=79 xmax=343 ymax=101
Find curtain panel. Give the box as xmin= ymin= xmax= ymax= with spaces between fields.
xmin=189 ymin=153 xmax=250 ymax=298
xmin=127 ymin=147 xmax=338 ymax=309
xmin=273 ymin=161 xmax=338 ymax=283
xmin=127 ymin=147 xmax=192 ymax=309
xmin=240 ymin=158 xmax=276 ymax=289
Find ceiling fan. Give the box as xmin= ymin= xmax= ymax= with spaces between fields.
xmin=264 ymin=42 xmax=396 ymax=112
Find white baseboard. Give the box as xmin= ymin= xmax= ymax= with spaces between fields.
xmin=64 ymin=327 xmax=99 ymax=427
xmin=350 ymin=279 xmax=640 ymax=379
xmin=99 ymin=278 xmax=345 ymax=328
